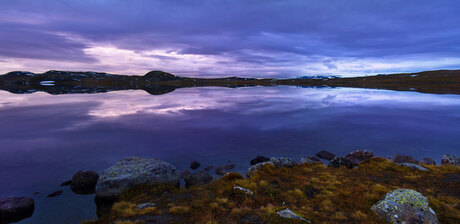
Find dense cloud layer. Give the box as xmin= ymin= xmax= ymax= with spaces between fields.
xmin=0 ymin=0 xmax=459 ymax=77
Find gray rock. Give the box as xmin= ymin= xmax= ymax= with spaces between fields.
xmin=246 ymin=161 xmax=274 ymax=178
xmin=300 ymin=156 xmax=322 ymax=164
xmin=233 ymin=186 xmax=254 ymax=195
xmin=71 ymin=170 xmax=99 ymax=194
xmin=441 ymin=154 xmax=459 ymax=166
xmin=394 ymin=154 xmax=419 ymax=164
xmin=420 ymin=157 xmax=436 ymax=165
xmin=328 ymin=156 xmax=355 ymax=169
xmin=0 ymin=197 xmax=35 ymax=223
xmin=276 ymin=208 xmax=310 ymax=223
xmin=184 ymin=170 xmax=213 ymax=187
xmin=136 ymin=202 xmax=156 ymax=209
xmin=96 ymin=157 xmax=180 ymax=199
xmin=315 ymin=150 xmax=336 ymax=160
xmin=371 ymin=189 xmax=439 ymax=224
xmin=270 ymin=157 xmax=294 ymax=168
xmin=398 ymin=163 xmax=429 ymax=171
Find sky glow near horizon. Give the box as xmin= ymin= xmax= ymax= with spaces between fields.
xmin=1 ymin=0 xmax=460 ymax=77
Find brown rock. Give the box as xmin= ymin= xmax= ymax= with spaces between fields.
xmin=394 ymin=154 xmax=418 ymax=164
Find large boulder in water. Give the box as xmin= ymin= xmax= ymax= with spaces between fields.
xmin=0 ymin=197 xmax=34 ymax=223
xmin=71 ymin=170 xmax=99 ymax=194
xmin=96 ymin=157 xmax=180 ymax=199
xmin=371 ymin=189 xmax=439 ymax=224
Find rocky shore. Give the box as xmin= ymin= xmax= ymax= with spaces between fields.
xmin=1 ymin=152 xmax=458 ymax=224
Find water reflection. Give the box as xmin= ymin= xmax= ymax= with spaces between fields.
xmin=0 ymin=86 xmax=459 ymax=223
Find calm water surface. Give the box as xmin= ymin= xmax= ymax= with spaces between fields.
xmin=1 ymin=86 xmax=459 ymax=223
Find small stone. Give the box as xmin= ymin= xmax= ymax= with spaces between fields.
xmin=398 ymin=163 xmax=429 ymax=171
xmin=233 ymin=186 xmax=254 ymax=195
xmin=184 ymin=170 xmax=213 ymax=187
xmin=420 ymin=157 xmax=436 ymax=165
xmin=270 ymin=157 xmax=294 ymax=168
xmin=328 ymin=156 xmax=355 ymax=169
xmin=0 ymin=197 xmax=35 ymax=223
xmin=71 ymin=170 xmax=99 ymax=194
xmin=300 ymin=156 xmax=321 ymax=164
xmin=60 ymin=180 xmax=72 ymax=186
xmin=47 ymin=190 xmax=63 ymax=198
xmin=136 ymin=203 xmax=156 ymax=209
xmin=246 ymin=161 xmax=274 ymax=178
xmin=180 ymin=170 xmax=192 ymax=179
xmin=394 ymin=154 xmax=419 ymax=164
xmin=441 ymin=154 xmax=459 ymax=166
xmin=315 ymin=150 xmax=336 ymax=160
xmin=204 ymin=166 xmax=213 ymax=171
xmin=371 ymin=189 xmax=439 ymax=224
xmin=190 ymin=161 xmax=200 ymax=170
xmin=276 ymin=208 xmax=310 ymax=223
xmin=250 ymin=156 xmax=270 ymax=166
xmin=223 ymin=163 xmax=235 ymax=170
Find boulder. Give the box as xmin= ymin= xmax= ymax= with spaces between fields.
xmin=394 ymin=154 xmax=419 ymax=164
xmin=371 ymin=189 xmax=439 ymax=224
xmin=184 ymin=170 xmax=213 ymax=187
xmin=300 ymin=156 xmax=322 ymax=164
xmin=0 ymin=197 xmax=34 ymax=223
xmin=270 ymin=157 xmax=294 ymax=168
xmin=345 ymin=150 xmax=373 ymax=165
xmin=190 ymin=161 xmax=200 ymax=170
xmin=246 ymin=161 xmax=274 ymax=178
xmin=276 ymin=208 xmax=310 ymax=223
xmin=328 ymin=157 xmax=355 ymax=169
xmin=441 ymin=154 xmax=459 ymax=166
xmin=315 ymin=150 xmax=336 ymax=160
xmin=420 ymin=157 xmax=436 ymax=165
xmin=223 ymin=163 xmax=235 ymax=170
xmin=215 ymin=163 xmax=236 ymax=176
xmin=250 ymin=156 xmax=270 ymax=166
xmin=96 ymin=157 xmax=180 ymax=199
xmin=398 ymin=163 xmax=429 ymax=171
xmin=71 ymin=170 xmax=99 ymax=194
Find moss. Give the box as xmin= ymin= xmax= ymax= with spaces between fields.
xmin=93 ymin=158 xmax=460 ymax=224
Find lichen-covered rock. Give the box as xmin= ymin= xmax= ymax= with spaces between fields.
xmin=71 ymin=170 xmax=99 ymax=194
xmin=441 ymin=154 xmax=459 ymax=166
xmin=184 ymin=170 xmax=213 ymax=187
xmin=96 ymin=157 xmax=180 ymax=198
xmin=0 ymin=197 xmax=34 ymax=223
xmin=371 ymin=189 xmax=439 ymax=224
xmin=394 ymin=154 xmax=419 ymax=164
xmin=315 ymin=150 xmax=336 ymax=160
xmin=300 ymin=156 xmax=321 ymax=164
xmin=246 ymin=161 xmax=274 ymax=177
xmin=420 ymin=157 xmax=436 ymax=165
xmin=233 ymin=186 xmax=254 ymax=195
xmin=328 ymin=156 xmax=355 ymax=169
xmin=250 ymin=156 xmax=270 ymax=166
xmin=276 ymin=208 xmax=311 ymax=223
xmin=270 ymin=157 xmax=294 ymax=168
xmin=398 ymin=163 xmax=429 ymax=171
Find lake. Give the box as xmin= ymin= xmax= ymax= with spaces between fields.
xmin=1 ymin=86 xmax=459 ymax=223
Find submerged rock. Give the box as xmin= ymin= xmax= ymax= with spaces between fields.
xmin=300 ymin=156 xmax=321 ymax=164
xmin=184 ymin=170 xmax=213 ymax=187
xmin=315 ymin=150 xmax=336 ymax=160
xmin=371 ymin=189 xmax=438 ymax=224
xmin=441 ymin=154 xmax=459 ymax=166
xmin=190 ymin=161 xmax=200 ymax=170
xmin=46 ymin=190 xmax=63 ymax=198
xmin=60 ymin=180 xmax=72 ymax=186
xmin=250 ymin=156 xmax=270 ymax=166
xmin=328 ymin=156 xmax=354 ymax=169
xmin=71 ymin=170 xmax=99 ymax=194
xmin=276 ymin=208 xmax=311 ymax=223
xmin=96 ymin=157 xmax=180 ymax=199
xmin=394 ymin=154 xmax=419 ymax=164
xmin=0 ymin=197 xmax=35 ymax=223
xmin=398 ymin=163 xmax=429 ymax=171
xmin=246 ymin=161 xmax=274 ymax=177
xmin=270 ymin=157 xmax=294 ymax=168
xmin=420 ymin=157 xmax=436 ymax=165
xmin=204 ymin=166 xmax=213 ymax=171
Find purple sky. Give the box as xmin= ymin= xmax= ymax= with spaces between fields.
xmin=1 ymin=0 xmax=460 ymax=77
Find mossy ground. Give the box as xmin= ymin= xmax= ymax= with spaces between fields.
xmin=88 ymin=158 xmax=460 ymax=224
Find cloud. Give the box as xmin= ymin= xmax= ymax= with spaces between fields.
xmin=0 ymin=0 xmax=460 ymax=76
